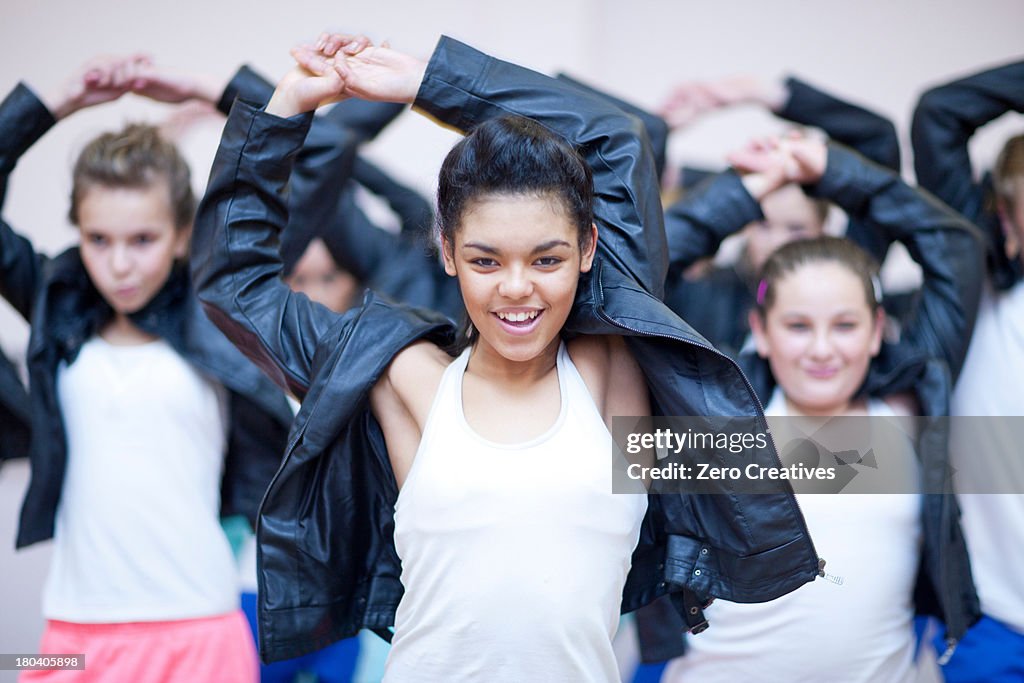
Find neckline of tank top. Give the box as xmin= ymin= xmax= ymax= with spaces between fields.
xmin=90 ymin=333 xmax=167 ymax=351
xmin=454 ymin=341 xmax=571 ymax=451
xmin=765 ymin=387 xmax=895 ymax=418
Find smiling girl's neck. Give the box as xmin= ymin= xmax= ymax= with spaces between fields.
xmin=784 ymin=394 xmax=869 ymax=418
xmin=467 ymin=337 xmax=560 ymax=386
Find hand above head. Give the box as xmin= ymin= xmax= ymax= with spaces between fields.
xmin=290 ymin=33 xmax=428 ymax=106
xmin=127 ymin=62 xmax=226 ymax=106
xmin=264 ymin=34 xmax=372 ymax=117
xmin=728 ymin=132 xmax=827 ymax=200
xmin=39 ymin=54 xmax=152 ymax=120
xmin=157 ymin=100 xmax=222 ymax=142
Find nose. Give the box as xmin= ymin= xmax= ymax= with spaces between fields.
xmin=109 ymin=243 xmax=132 ymax=277
xmin=497 ymin=264 xmax=533 ymax=300
xmin=807 ymin=328 xmax=834 ymax=360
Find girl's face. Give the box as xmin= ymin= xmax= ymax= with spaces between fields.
xmin=77 ymin=181 xmax=189 ymax=316
xmin=744 ymin=184 xmax=825 ymax=273
xmin=442 ymin=193 xmax=596 ymax=364
xmin=749 ymin=260 xmax=883 ymax=416
xmin=286 ymin=238 xmax=360 ymax=313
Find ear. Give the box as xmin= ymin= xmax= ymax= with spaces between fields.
xmin=174 ymin=223 xmax=193 ymax=260
xmin=441 ymin=236 xmax=457 ymax=277
xmin=869 ymin=307 xmax=885 ymax=357
xmin=579 ymin=223 xmax=598 ymax=273
xmin=997 ymin=200 xmax=1021 ymax=260
xmin=747 ymin=308 xmax=771 ymax=359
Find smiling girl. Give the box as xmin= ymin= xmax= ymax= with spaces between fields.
xmin=1 ymin=56 xmax=293 ymax=682
xmin=660 ymin=135 xmax=984 ymax=682
xmin=191 ymin=33 xmax=823 ymax=679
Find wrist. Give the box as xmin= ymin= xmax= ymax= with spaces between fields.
xmin=265 ymin=90 xmax=303 ymax=118
xmin=191 ymin=74 xmax=228 ymax=105
xmin=36 ymin=87 xmax=76 ymax=120
xmin=761 ymin=78 xmax=788 ymax=113
xmin=740 ymin=170 xmax=783 ymax=201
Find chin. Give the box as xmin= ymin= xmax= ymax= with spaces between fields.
xmin=480 ymin=330 xmax=559 ymax=363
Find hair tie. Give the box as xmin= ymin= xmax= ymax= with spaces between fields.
xmin=756 ymin=279 xmax=769 ymax=307
xmin=871 ymin=274 xmax=884 ymax=305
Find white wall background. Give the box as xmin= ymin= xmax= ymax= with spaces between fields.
xmin=1 ymin=0 xmax=1022 ymax=677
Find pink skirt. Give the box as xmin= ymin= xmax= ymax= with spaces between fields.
xmin=20 ymin=610 xmax=257 ymax=683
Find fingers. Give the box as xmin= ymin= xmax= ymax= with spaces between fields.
xmin=317 ymin=32 xmax=371 ymax=57
xmin=291 ymin=45 xmax=332 ymax=76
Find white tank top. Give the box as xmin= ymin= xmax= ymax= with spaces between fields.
xmin=44 ymin=335 xmax=236 ymax=622
xmin=385 ymin=342 xmax=647 ymax=683
xmin=663 ymin=389 xmax=922 ymax=683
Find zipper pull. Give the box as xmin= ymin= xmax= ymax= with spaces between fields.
xmin=936 ymin=638 xmax=957 ymax=666
xmin=817 ymin=557 xmax=827 ymax=577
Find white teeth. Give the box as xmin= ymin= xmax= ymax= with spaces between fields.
xmin=497 ymin=310 xmax=539 ymax=322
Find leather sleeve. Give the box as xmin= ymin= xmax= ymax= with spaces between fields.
xmin=216 ymin=64 xmax=275 ymax=114
xmin=809 ymin=143 xmax=985 ymax=383
xmin=911 ymin=60 xmax=1024 ymax=222
xmin=0 ymin=84 xmax=55 ymax=320
xmin=663 ymin=170 xmax=763 ymax=277
xmin=555 ymin=72 xmax=669 ymax=182
xmin=414 ymin=36 xmax=668 ymax=299
xmin=780 ymin=75 xmax=900 ymax=172
xmin=190 ymin=99 xmax=361 ymax=399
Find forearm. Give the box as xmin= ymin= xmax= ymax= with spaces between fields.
xmin=911 ymin=60 xmax=1024 ymax=217
xmin=414 ymin=36 xmax=667 ymax=297
xmin=810 ymin=143 xmax=984 ymax=377
xmin=779 ymin=76 xmax=900 ymax=172
xmin=556 ymin=72 xmax=670 ymax=182
xmin=0 ymin=84 xmax=54 ymax=318
xmin=191 ymin=100 xmax=340 ymax=397
xmin=664 ymin=171 xmax=762 ymax=275
xmin=0 ymin=84 xmax=57 ymax=180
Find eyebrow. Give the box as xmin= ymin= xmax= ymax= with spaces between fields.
xmin=462 ymin=239 xmax=573 ymax=255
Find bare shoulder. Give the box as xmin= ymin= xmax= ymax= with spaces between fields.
xmin=373 ymin=339 xmax=452 ymax=420
xmin=370 ymin=339 xmax=454 ymax=489
xmin=568 ymin=335 xmax=649 ymax=426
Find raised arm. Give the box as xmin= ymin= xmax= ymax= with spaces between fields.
xmin=556 ymin=72 xmax=669 ymax=183
xmin=300 ymin=35 xmax=667 ymax=298
xmin=0 ymin=85 xmax=52 ymax=319
xmin=1 ymin=56 xmax=155 ymax=319
xmin=777 ymin=76 xmax=899 ymax=172
xmin=663 ymin=170 xmax=764 ymax=279
xmin=190 ymin=62 xmax=364 ymax=398
xmin=414 ymin=37 xmax=667 ymax=297
xmin=912 ymin=60 xmax=1024 ymax=220
xmin=738 ymin=137 xmax=986 ymax=381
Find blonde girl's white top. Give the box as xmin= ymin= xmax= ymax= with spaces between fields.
xmin=662 ymin=388 xmax=922 ymax=683
xmin=44 ymin=335 xmax=237 ymax=622
xmin=384 ymin=342 xmax=648 ymax=683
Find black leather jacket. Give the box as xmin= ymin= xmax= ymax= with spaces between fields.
xmin=0 ymin=351 xmax=29 ymax=466
xmin=912 ymin=59 xmax=1024 ymax=290
xmin=192 ymin=36 xmax=821 ymax=663
xmin=662 ymin=143 xmax=984 ymax=648
xmin=0 ymin=83 xmax=295 ymax=549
